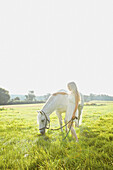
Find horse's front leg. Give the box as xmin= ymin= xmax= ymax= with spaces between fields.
xmin=68 ymin=122 xmax=78 ymax=142
xmin=64 ymin=119 xmax=68 ymax=133
xmin=56 ymin=111 xmax=63 ymax=132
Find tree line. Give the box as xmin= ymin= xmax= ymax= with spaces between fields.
xmin=0 ymin=87 xmax=50 ymax=105
xmin=0 ymin=87 xmax=113 ymax=105
xmin=84 ymin=93 xmax=113 ymax=102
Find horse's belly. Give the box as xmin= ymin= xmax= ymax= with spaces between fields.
xmin=57 ymin=105 xmax=67 ymax=113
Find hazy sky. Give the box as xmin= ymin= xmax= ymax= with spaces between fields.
xmin=0 ymin=0 xmax=113 ymax=96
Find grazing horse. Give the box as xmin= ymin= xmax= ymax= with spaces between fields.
xmin=37 ymin=82 xmax=84 ymax=141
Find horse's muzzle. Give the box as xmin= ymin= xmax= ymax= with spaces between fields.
xmin=40 ymin=129 xmax=45 ymax=135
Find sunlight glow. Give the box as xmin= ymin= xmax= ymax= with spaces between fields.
xmin=0 ymin=0 xmax=113 ymax=96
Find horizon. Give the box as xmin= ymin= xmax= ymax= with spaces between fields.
xmin=10 ymin=91 xmax=113 ymax=97
xmin=0 ymin=0 xmax=113 ymax=97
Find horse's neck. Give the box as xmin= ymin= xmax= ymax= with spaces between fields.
xmin=42 ymin=95 xmax=57 ymax=116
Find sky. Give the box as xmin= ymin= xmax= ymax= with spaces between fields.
xmin=0 ymin=0 xmax=113 ymax=96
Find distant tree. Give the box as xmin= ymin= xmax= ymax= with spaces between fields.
xmin=90 ymin=93 xmax=95 ymax=100
xmin=25 ymin=91 xmax=36 ymax=101
xmin=25 ymin=95 xmax=28 ymax=100
xmin=14 ymin=97 xmax=20 ymax=101
xmin=0 ymin=88 xmax=10 ymax=105
xmin=84 ymin=93 xmax=113 ymax=102
xmin=84 ymin=95 xmax=90 ymax=102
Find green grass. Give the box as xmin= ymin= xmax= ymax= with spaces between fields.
xmin=0 ymin=102 xmax=113 ymax=169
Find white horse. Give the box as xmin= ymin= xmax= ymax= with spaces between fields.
xmin=37 ymin=82 xmax=84 ymax=141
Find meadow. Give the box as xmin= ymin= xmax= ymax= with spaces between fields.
xmin=0 ymin=102 xmax=113 ymax=169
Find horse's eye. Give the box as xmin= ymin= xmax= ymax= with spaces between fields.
xmin=41 ymin=119 xmax=44 ymax=122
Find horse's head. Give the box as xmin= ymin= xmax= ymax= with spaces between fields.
xmin=37 ymin=110 xmax=50 ymax=135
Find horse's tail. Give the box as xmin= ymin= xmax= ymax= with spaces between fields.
xmin=78 ymin=93 xmax=84 ymax=125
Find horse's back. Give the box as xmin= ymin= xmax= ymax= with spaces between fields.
xmin=42 ymin=91 xmax=68 ymax=113
xmin=52 ymin=91 xmax=68 ymax=109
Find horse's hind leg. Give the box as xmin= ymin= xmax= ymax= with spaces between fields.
xmin=56 ymin=111 xmax=63 ymax=132
xmin=79 ymin=109 xmax=83 ymax=125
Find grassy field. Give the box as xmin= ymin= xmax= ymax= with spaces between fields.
xmin=0 ymin=102 xmax=113 ymax=169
